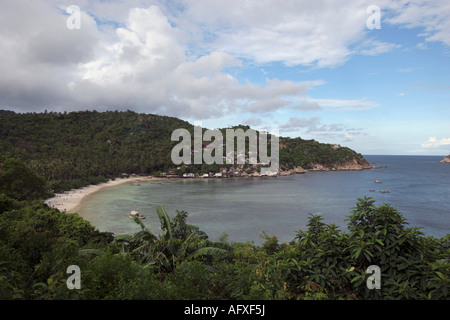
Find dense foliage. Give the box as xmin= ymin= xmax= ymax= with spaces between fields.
xmin=0 ymin=110 xmax=192 ymax=192
xmin=0 ymin=110 xmax=368 ymax=192
xmin=0 ymin=157 xmax=49 ymax=201
xmin=0 ymin=196 xmax=448 ymax=300
xmin=1 ymin=110 xmax=447 ymax=300
xmin=280 ymin=137 xmax=368 ymax=170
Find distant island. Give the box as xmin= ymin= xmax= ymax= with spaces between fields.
xmin=0 ymin=110 xmax=374 ymax=193
xmin=440 ymin=155 xmax=450 ymax=163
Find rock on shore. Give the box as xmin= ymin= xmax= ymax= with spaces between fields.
xmin=309 ymin=158 xmax=373 ymax=171
xmin=440 ymin=155 xmax=450 ymax=163
xmin=280 ymin=166 xmax=307 ymax=176
xmin=279 ymin=157 xmax=375 ymax=175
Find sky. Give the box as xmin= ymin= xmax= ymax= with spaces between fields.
xmin=0 ymin=0 xmax=449 ymax=155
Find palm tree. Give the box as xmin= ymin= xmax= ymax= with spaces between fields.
xmin=115 ymin=205 xmax=233 ymax=272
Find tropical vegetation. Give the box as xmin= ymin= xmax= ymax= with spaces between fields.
xmin=0 ymin=110 xmax=368 ymax=192
xmin=0 ymin=110 xmax=448 ymax=300
xmin=0 ymin=171 xmax=448 ymax=299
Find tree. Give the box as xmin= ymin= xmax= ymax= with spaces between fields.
xmin=0 ymin=158 xmax=48 ymax=201
xmin=115 ymin=205 xmax=232 ymax=272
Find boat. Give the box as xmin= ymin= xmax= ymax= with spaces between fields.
xmin=379 ymin=190 xmax=390 ymax=193
xmin=374 ymin=180 xmax=382 ymax=183
xmin=129 ymin=210 xmax=145 ymax=219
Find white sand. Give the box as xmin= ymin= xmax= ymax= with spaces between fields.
xmin=44 ymin=176 xmax=156 ymax=214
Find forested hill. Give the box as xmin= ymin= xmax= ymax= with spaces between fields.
xmin=0 ymin=110 xmax=370 ymax=192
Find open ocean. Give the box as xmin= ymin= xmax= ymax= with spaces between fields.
xmin=77 ymin=155 xmax=450 ymax=243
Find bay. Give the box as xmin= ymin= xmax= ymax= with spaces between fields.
xmin=77 ymin=155 xmax=450 ymax=243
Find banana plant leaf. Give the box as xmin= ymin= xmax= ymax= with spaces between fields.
xmin=156 ymin=205 xmax=173 ymax=242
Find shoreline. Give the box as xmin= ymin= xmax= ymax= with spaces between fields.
xmin=44 ymin=165 xmax=378 ymax=215
xmin=44 ymin=176 xmax=158 ymax=214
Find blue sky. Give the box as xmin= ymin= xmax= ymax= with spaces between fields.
xmin=0 ymin=0 xmax=449 ymax=155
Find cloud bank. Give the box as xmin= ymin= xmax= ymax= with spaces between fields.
xmin=0 ymin=0 xmax=449 ymax=132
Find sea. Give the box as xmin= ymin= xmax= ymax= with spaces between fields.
xmin=77 ymin=155 xmax=450 ymax=244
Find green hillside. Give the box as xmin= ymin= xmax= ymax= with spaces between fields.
xmin=0 ymin=110 xmax=369 ymax=192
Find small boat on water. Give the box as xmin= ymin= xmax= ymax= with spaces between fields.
xmin=129 ymin=210 xmax=145 ymax=219
xmin=374 ymin=179 xmax=382 ymax=183
xmin=379 ymin=190 xmax=390 ymax=193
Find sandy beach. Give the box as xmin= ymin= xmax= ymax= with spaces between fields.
xmin=44 ymin=176 xmax=157 ymax=214
xmin=44 ymin=174 xmax=264 ymax=215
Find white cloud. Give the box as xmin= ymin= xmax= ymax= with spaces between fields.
xmin=281 ymin=117 xmax=367 ymax=144
xmin=242 ymin=117 xmax=263 ymax=126
xmin=176 ymin=0 xmax=373 ymax=68
xmin=0 ymin=0 xmax=448 ymax=129
xmin=421 ymin=137 xmax=450 ymax=148
xmin=384 ymin=0 xmax=450 ymax=47
xmin=303 ymin=97 xmax=379 ymax=111
xmin=69 ymin=6 xmax=321 ymax=119
xmin=354 ymin=39 xmax=401 ymax=56
xmin=291 ymin=103 xmax=322 ymax=111
xmin=0 ymin=1 xmax=103 ymax=109
xmin=398 ymin=68 xmax=413 ymax=73
xmin=0 ymin=3 xmax=316 ymax=119
xmin=283 ymin=117 xmax=345 ymax=133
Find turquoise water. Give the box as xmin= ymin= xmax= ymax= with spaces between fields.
xmin=78 ymin=155 xmax=450 ymax=243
